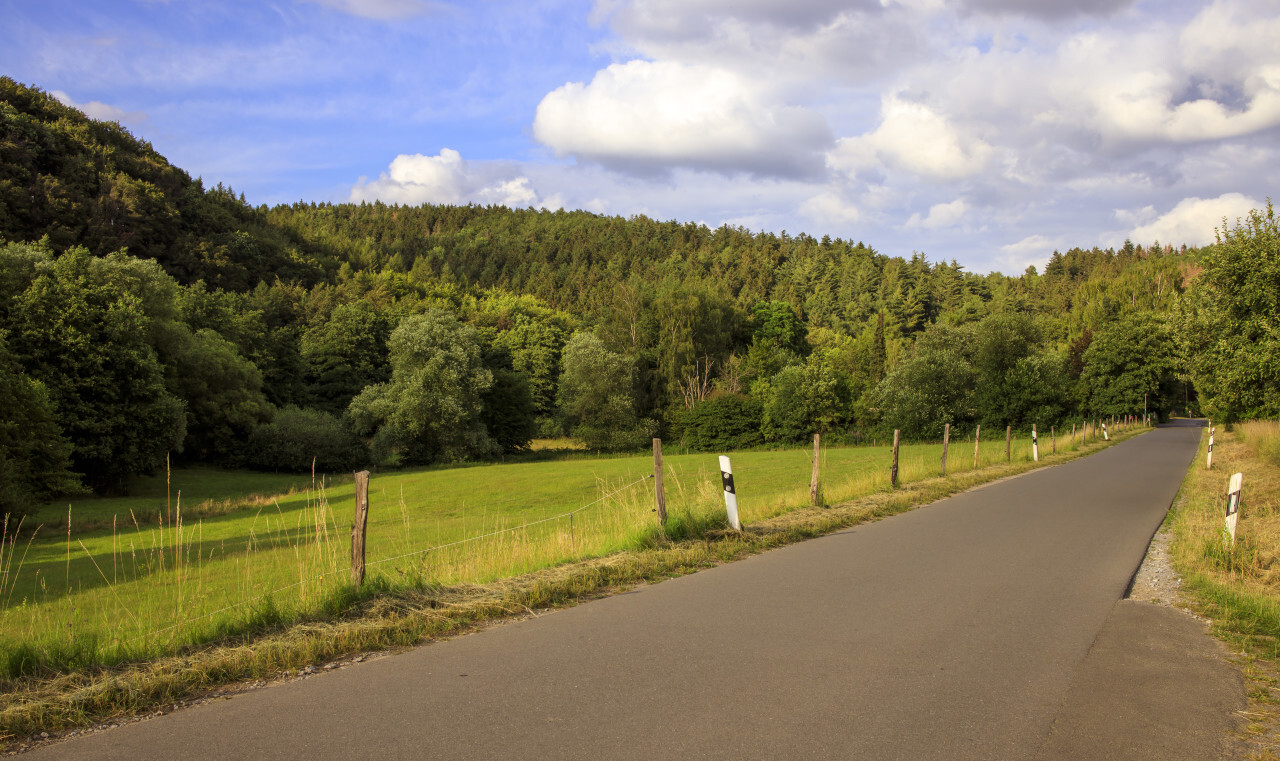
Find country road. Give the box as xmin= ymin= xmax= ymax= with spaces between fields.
xmin=31 ymin=420 xmax=1243 ymax=760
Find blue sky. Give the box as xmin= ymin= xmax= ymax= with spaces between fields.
xmin=4 ymin=0 xmax=1278 ymax=274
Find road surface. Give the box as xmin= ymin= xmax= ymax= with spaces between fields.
xmin=31 ymin=421 xmax=1243 ymax=760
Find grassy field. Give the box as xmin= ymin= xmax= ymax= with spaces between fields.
xmin=0 ymin=420 xmax=1140 ymax=740
xmin=0 ymin=423 xmax=1111 ymax=678
xmin=1168 ymin=420 xmax=1280 ymax=757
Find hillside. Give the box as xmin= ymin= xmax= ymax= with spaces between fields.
xmin=7 ymin=76 xmax=1271 ymax=523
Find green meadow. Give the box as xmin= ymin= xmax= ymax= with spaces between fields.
xmin=0 ymin=426 xmax=1102 ymax=675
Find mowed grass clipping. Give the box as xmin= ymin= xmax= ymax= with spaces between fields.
xmin=1 ymin=423 xmax=1111 ymax=681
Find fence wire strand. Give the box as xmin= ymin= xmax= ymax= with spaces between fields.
xmin=127 ymin=474 xmax=652 ymax=646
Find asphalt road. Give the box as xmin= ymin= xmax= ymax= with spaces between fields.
xmin=32 ymin=421 xmax=1243 ymax=760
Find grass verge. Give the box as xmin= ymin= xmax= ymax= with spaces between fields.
xmin=1167 ymin=421 xmax=1280 ymax=760
xmin=0 ymin=423 xmax=1147 ymax=748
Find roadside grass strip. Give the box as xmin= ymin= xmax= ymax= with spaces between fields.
xmin=1169 ymin=421 xmax=1280 ymax=757
xmin=0 ymin=423 xmax=1142 ymax=743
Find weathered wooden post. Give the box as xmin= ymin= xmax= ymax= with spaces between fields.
xmin=1051 ymin=425 xmax=1056 ymax=455
xmin=941 ymin=423 xmax=950 ymax=477
xmin=653 ymin=438 xmax=667 ymax=525
xmin=1005 ymin=425 xmax=1012 ymax=462
xmin=1032 ymin=424 xmax=1039 ymax=462
xmin=973 ymin=424 xmax=981 ymax=469
xmin=351 ymin=470 xmax=370 ymax=587
xmin=891 ymin=430 xmax=901 ymax=488
xmin=810 ymin=433 xmax=822 ymax=507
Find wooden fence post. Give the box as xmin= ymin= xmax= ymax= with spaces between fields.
xmin=810 ymin=433 xmax=822 ymax=506
xmin=1005 ymin=425 xmax=1012 ymax=462
xmin=351 ymin=470 xmax=370 ymax=587
xmin=973 ymin=424 xmax=981 ymax=469
xmin=941 ymin=423 xmax=950 ymax=477
xmin=653 ymin=438 xmax=667 ymax=525
xmin=1051 ymin=425 xmax=1056 ymax=455
xmin=891 ymin=430 xmax=900 ymax=488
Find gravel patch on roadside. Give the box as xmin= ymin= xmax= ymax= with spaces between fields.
xmin=1126 ymin=525 xmax=1189 ymax=609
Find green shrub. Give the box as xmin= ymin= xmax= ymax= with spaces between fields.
xmin=245 ymin=406 xmax=368 ymax=473
xmin=677 ymin=394 xmax=764 ymax=452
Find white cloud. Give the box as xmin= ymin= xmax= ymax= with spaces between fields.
xmin=1129 ymin=193 xmax=1262 ymax=246
xmin=906 ymin=199 xmax=968 ymax=229
xmin=300 ymin=0 xmax=439 ymax=20
xmin=800 ymin=191 xmax=861 ymax=225
xmin=829 ymin=96 xmax=993 ymax=180
xmin=50 ymin=90 xmax=145 ymax=123
xmin=1113 ymin=204 xmax=1157 ymax=228
xmin=532 ymin=60 xmax=832 ymax=177
xmin=349 ymin=149 xmax=549 ymax=208
xmin=998 ymin=234 xmax=1061 ymax=274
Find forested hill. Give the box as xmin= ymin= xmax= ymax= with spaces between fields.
xmin=0 ymin=77 xmax=325 ymax=289
xmin=5 ymin=76 xmax=1274 ymax=523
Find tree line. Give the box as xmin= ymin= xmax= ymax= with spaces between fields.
xmin=2 ymin=77 xmax=1276 ymax=523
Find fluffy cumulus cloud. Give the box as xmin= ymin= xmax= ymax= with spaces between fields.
xmin=532 ymin=60 xmax=832 ymax=177
xmin=906 ymin=199 xmax=968 ymax=229
xmin=349 ymin=149 xmax=545 ymax=208
xmin=800 ymin=191 xmax=861 ymax=226
xmin=353 ymin=0 xmax=1280 ymax=271
xmin=1128 ymin=193 xmax=1262 ymax=246
xmin=829 ymin=96 xmax=993 ymax=181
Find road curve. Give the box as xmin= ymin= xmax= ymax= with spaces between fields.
xmin=31 ymin=421 xmax=1243 ymax=760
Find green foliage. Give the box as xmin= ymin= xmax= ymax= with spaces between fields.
xmin=468 ymin=291 xmax=575 ymax=416
xmin=1181 ymin=200 xmax=1280 ymax=422
xmin=0 ymin=331 xmax=83 ymax=521
xmin=245 ymin=406 xmax=368 ymax=473
xmin=2 ymin=243 xmax=186 ymax=491
xmin=676 ymin=394 xmax=764 ymax=452
xmin=346 ymin=310 xmax=497 ymax=465
xmin=0 ymin=77 xmax=326 ymax=289
xmin=301 ymin=300 xmax=392 ymax=415
xmin=759 ymin=352 xmax=852 ymax=442
xmin=1 ymin=76 xmax=1239 ymax=482
xmin=164 ymin=327 xmax=272 ymax=463
xmin=1078 ymin=314 xmax=1179 ymax=418
xmin=971 ymin=313 xmax=1067 ymax=428
xmin=557 ymin=332 xmax=654 ymax=451
xmin=869 ymin=329 xmax=976 ymax=440
xmin=481 ymin=368 xmax=538 ymax=453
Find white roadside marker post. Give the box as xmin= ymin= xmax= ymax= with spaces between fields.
xmin=1207 ymin=427 xmax=1215 ymax=470
xmin=1224 ymin=472 xmax=1243 ymax=548
xmin=719 ymin=455 xmax=743 ymax=531
xmin=1102 ymin=421 xmax=1109 ymax=441
xmin=1032 ymin=424 xmax=1039 ymax=462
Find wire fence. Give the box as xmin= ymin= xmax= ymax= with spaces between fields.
xmin=112 ymin=474 xmax=653 ymax=647
xmin=2 ymin=416 xmax=1147 ymax=662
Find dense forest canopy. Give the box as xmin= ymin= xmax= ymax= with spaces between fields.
xmin=2 ymin=77 xmax=1275 ymax=522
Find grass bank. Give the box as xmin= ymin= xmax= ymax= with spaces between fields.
xmin=1167 ymin=421 xmax=1280 ymax=758
xmin=0 ymin=421 xmax=1141 ymax=745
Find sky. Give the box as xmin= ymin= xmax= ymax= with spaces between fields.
xmin=3 ymin=0 xmax=1278 ymax=275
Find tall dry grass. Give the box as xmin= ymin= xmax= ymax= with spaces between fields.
xmin=1171 ymin=421 xmax=1280 ymax=656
